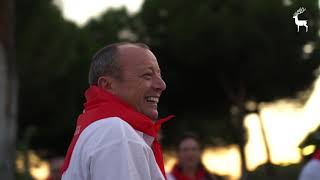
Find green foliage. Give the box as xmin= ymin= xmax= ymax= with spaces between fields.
xmin=16 ymin=0 xmax=82 ymax=155
xmin=137 ymin=0 xmax=320 ymax=146
xmin=16 ymin=0 xmax=132 ymax=155
xmin=139 ymin=0 xmax=319 ymax=102
xmin=16 ymin=0 xmax=320 ymax=158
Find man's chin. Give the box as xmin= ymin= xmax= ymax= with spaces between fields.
xmin=144 ymin=110 xmax=158 ymax=121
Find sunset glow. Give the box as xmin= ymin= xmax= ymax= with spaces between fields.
xmin=165 ymin=76 xmax=320 ymax=179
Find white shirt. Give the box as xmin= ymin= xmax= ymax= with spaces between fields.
xmin=62 ymin=117 xmax=165 ymax=180
xmin=299 ymin=159 xmax=320 ymax=180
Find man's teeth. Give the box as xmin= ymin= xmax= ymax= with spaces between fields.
xmin=146 ymin=97 xmax=159 ymax=103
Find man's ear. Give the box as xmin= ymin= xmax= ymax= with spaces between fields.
xmin=97 ymin=76 xmax=114 ymax=91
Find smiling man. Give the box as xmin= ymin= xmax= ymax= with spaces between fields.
xmin=61 ymin=42 xmax=173 ymax=180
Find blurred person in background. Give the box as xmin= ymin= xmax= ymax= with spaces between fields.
xmin=167 ymin=132 xmax=223 ymax=180
xmin=299 ymin=148 xmax=320 ymax=180
xmin=47 ymin=157 xmax=64 ymax=180
xmin=61 ymin=42 xmax=173 ymax=180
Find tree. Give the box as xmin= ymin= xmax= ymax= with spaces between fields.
xmin=16 ymin=0 xmax=83 ymax=156
xmin=15 ymin=0 xmax=320 ymax=179
xmin=136 ymin=0 xmax=320 ymax=179
xmin=0 ymin=0 xmax=18 ymax=179
xmin=15 ymin=0 xmax=132 ymax=156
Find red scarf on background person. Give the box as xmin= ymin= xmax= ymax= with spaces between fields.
xmin=60 ymin=86 xmax=174 ymax=179
xmin=312 ymin=149 xmax=320 ymax=160
xmin=171 ymin=164 xmax=206 ymax=180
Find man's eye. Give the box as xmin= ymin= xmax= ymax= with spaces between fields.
xmin=143 ymin=74 xmax=152 ymax=80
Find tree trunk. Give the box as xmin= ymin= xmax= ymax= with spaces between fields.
xmin=218 ymin=72 xmax=249 ymax=180
xmin=230 ymin=105 xmax=248 ymax=180
xmin=0 ymin=0 xmax=18 ymax=179
xmin=257 ymin=110 xmax=277 ymax=179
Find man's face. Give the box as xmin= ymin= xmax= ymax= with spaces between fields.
xmin=178 ymin=138 xmax=201 ymax=169
xmin=111 ymin=45 xmax=166 ymax=120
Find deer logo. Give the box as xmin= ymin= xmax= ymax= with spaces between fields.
xmin=293 ymin=7 xmax=308 ymax=32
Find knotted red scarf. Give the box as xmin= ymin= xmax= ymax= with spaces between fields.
xmin=61 ymin=86 xmax=174 ymax=179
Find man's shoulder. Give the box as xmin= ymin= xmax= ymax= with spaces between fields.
xmin=90 ymin=116 xmax=132 ymax=130
xmin=85 ymin=116 xmax=136 ymax=135
xmin=80 ymin=117 xmax=145 ymax=146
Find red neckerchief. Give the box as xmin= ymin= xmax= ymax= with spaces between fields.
xmin=171 ymin=164 xmax=206 ymax=180
xmin=312 ymin=149 xmax=320 ymax=160
xmin=61 ymin=86 xmax=174 ymax=179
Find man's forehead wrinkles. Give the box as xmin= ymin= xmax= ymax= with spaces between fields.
xmin=140 ymin=65 xmax=160 ymax=72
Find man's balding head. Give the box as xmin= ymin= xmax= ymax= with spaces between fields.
xmin=88 ymin=42 xmax=149 ymax=85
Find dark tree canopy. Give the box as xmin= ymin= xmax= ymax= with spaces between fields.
xmin=15 ymin=0 xmax=320 ymax=157
xmin=137 ymin=0 xmax=320 ymax=146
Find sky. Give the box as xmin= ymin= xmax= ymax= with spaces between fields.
xmin=56 ymin=0 xmax=144 ymax=25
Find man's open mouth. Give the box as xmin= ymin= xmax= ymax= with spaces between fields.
xmin=146 ymin=96 xmax=159 ymax=103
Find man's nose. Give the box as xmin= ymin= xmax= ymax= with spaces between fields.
xmin=153 ymin=75 xmax=166 ymax=92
